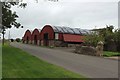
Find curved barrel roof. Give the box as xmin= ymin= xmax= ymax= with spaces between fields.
xmin=51 ymin=26 xmax=92 ymax=35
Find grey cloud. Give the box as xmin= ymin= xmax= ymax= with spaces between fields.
xmin=5 ymin=1 xmax=118 ymax=39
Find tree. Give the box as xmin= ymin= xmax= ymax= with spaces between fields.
xmin=114 ymin=29 xmax=120 ymax=52
xmin=84 ymin=32 xmax=104 ymax=47
xmin=84 ymin=25 xmax=120 ymax=52
xmin=84 ymin=25 xmax=114 ymax=47
xmin=1 ymin=2 xmax=26 ymax=45
xmin=16 ymin=38 xmax=21 ymax=42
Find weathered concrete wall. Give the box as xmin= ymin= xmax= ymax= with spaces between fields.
xmin=40 ymin=40 xmax=44 ymax=46
xmin=54 ymin=40 xmax=62 ymax=47
xmin=25 ymin=40 xmax=31 ymax=44
xmin=68 ymin=44 xmax=81 ymax=48
xmin=75 ymin=46 xmax=96 ymax=56
xmin=75 ymin=41 xmax=104 ymax=56
xmin=49 ymin=40 xmax=54 ymax=47
xmin=37 ymin=40 xmax=40 ymax=45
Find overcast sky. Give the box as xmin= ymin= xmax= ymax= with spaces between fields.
xmin=4 ymin=0 xmax=119 ymax=39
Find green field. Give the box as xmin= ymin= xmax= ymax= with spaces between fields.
xmin=2 ymin=44 xmax=85 ymax=78
xmin=103 ymin=51 xmax=120 ymax=57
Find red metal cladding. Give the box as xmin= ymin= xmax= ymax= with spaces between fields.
xmin=63 ymin=34 xmax=84 ymax=43
xmin=40 ymin=25 xmax=54 ymax=40
xmin=32 ymin=29 xmax=40 ymax=41
xmin=59 ymin=33 xmax=63 ymax=40
xmin=23 ymin=30 xmax=32 ymax=41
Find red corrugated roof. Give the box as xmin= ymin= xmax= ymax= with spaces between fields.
xmin=63 ymin=34 xmax=84 ymax=42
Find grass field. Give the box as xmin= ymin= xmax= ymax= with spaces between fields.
xmin=2 ymin=44 xmax=85 ymax=78
xmin=103 ymin=51 xmax=120 ymax=57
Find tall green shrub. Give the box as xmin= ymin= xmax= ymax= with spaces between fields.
xmin=84 ymin=32 xmax=104 ymax=47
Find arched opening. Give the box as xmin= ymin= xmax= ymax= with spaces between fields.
xmin=34 ymin=35 xmax=37 ymax=45
xmin=44 ymin=33 xmax=49 ymax=46
xmin=26 ymin=36 xmax=29 ymax=44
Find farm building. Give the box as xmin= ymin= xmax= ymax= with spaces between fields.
xmin=23 ymin=25 xmax=91 ymax=47
xmin=40 ymin=25 xmax=91 ymax=47
xmin=31 ymin=28 xmax=41 ymax=45
xmin=23 ymin=30 xmax=32 ymax=44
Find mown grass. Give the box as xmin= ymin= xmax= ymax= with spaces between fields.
xmin=2 ymin=44 xmax=85 ymax=78
xmin=103 ymin=51 xmax=120 ymax=57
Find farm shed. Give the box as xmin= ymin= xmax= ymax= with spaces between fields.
xmin=32 ymin=28 xmax=41 ymax=45
xmin=40 ymin=25 xmax=91 ymax=47
xmin=23 ymin=30 xmax=32 ymax=44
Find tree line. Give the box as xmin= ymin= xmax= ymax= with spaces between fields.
xmin=84 ymin=25 xmax=120 ymax=52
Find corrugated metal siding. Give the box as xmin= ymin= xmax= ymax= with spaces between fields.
xmin=59 ymin=33 xmax=63 ymax=40
xmin=63 ymin=34 xmax=84 ymax=42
